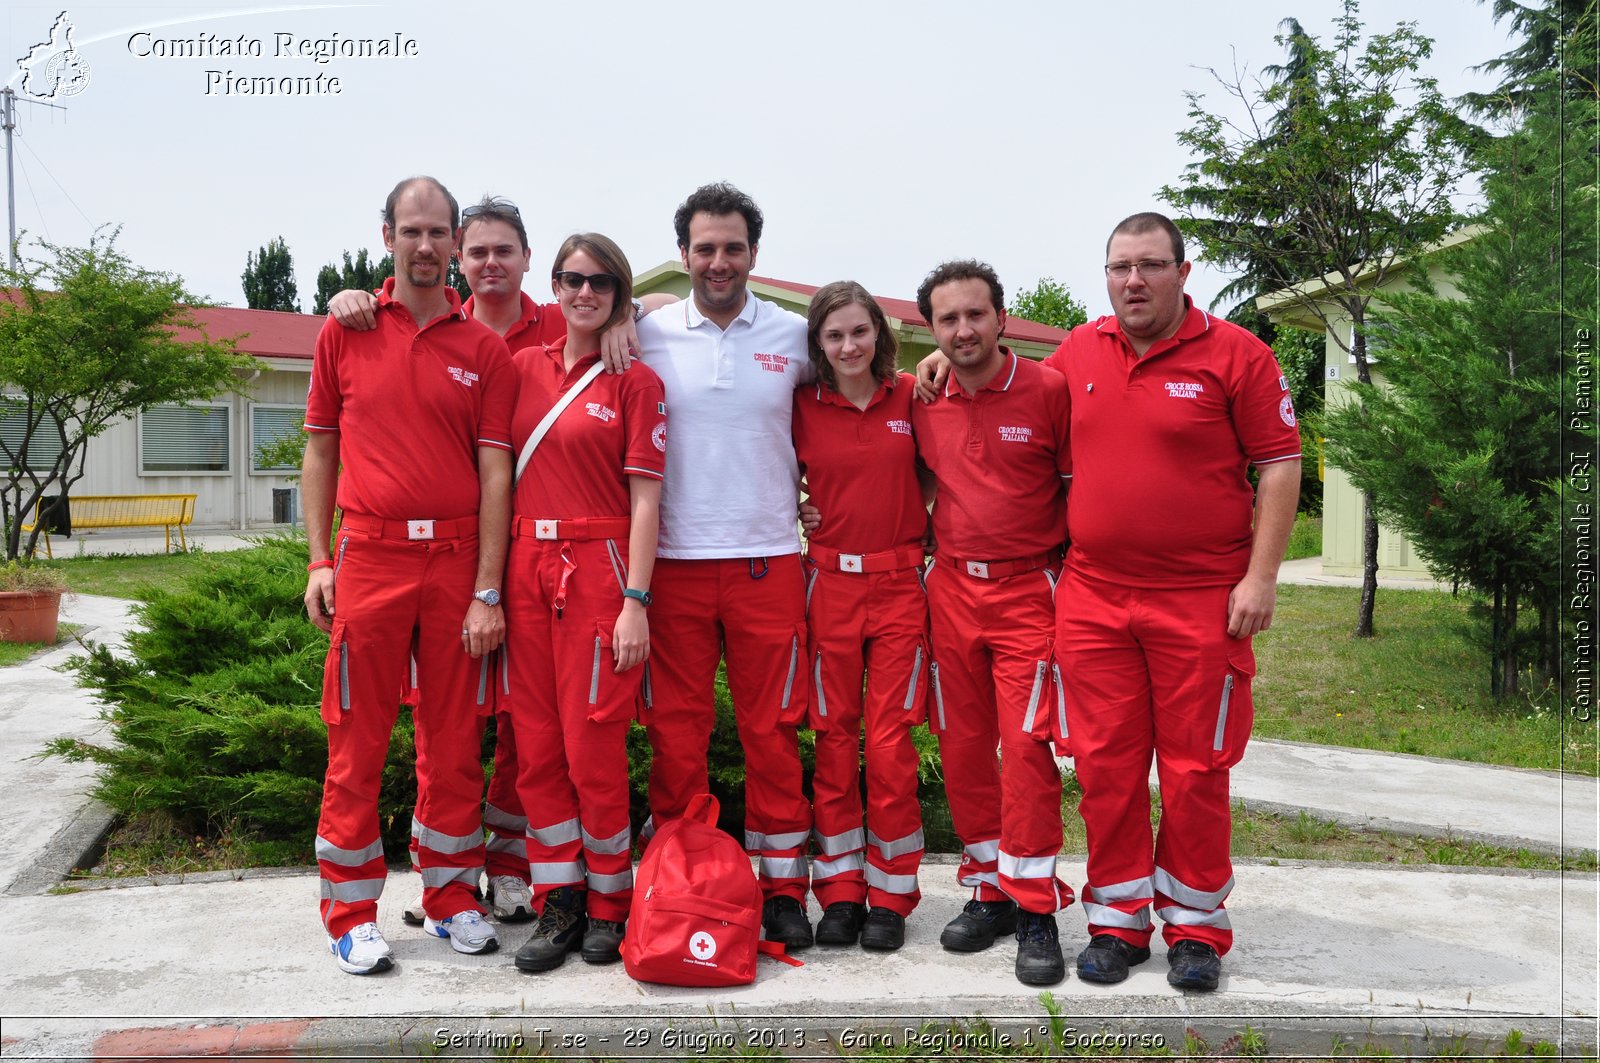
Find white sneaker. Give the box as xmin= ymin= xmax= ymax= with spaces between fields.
xmin=487 ymin=875 xmax=534 ymax=922
xmin=401 ymin=895 xmax=426 ymax=926
xmin=330 ymin=921 xmax=393 ymax=975
xmin=424 ymin=910 xmax=499 ymax=955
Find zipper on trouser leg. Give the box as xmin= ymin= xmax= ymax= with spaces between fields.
xmin=902 ymin=645 xmax=924 ymax=711
xmin=332 ymin=535 xmax=349 ymax=580
xmin=1212 ymin=673 xmax=1234 ymax=751
xmin=338 ymin=642 xmax=350 ymax=712
xmin=779 ymin=634 xmax=798 ymax=710
xmin=929 ymin=662 xmax=946 ymax=731
xmin=1021 ymin=660 xmax=1047 ymax=733
xmin=589 ymin=637 xmax=602 ymax=705
xmin=813 ymin=653 xmax=827 ymax=719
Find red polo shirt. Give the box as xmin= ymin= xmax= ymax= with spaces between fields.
xmin=1044 ymin=299 xmax=1302 ymax=588
xmin=912 ymin=350 xmax=1070 ymax=560
xmin=464 ymin=291 xmax=566 ymax=355
xmin=510 ymin=339 xmax=667 ymax=519
xmin=792 ymin=372 xmax=926 ymax=553
xmin=305 ymin=278 xmax=514 ymax=520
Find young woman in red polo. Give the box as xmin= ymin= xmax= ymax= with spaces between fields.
xmin=500 ymin=233 xmax=666 ymax=973
xmin=791 ymin=281 xmax=930 ymax=952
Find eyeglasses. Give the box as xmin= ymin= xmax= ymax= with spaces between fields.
xmin=1104 ymin=258 xmax=1176 ymax=279
xmin=553 ymin=270 xmax=621 ymax=295
xmin=462 ymin=198 xmax=521 ymax=220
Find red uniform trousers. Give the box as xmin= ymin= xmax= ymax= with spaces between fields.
xmin=1056 ymin=568 xmax=1254 ymax=956
xmin=404 ymin=697 xmax=528 ymax=884
xmin=804 ymin=552 xmax=928 ymax=917
xmin=643 ymin=555 xmax=812 ymax=902
xmin=925 ymin=557 xmax=1072 ymax=915
xmin=316 ymin=518 xmax=489 ymax=939
xmin=505 ymin=526 xmax=638 ymax=922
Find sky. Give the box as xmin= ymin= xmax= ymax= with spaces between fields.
xmin=2 ymin=1 xmax=1513 ymax=324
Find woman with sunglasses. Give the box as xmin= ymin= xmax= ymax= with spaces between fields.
xmin=791 ymin=281 xmax=930 ymax=952
xmin=503 ymin=234 xmax=666 ymax=974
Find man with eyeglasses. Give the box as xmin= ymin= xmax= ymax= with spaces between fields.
xmin=326 ymin=197 xmax=674 ymax=930
xmin=304 ymin=176 xmax=514 ymax=974
xmin=613 ymin=182 xmax=819 ymax=951
xmin=1044 ymin=212 xmax=1302 ymax=992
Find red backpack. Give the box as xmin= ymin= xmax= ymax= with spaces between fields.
xmin=623 ymin=794 xmax=799 ymax=986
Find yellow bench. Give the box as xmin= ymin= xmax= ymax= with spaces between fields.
xmin=23 ymin=493 xmax=197 ymax=557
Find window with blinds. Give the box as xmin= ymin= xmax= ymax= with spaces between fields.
xmin=0 ymin=397 xmax=66 ymax=471
xmin=251 ymin=405 xmax=305 ymax=472
xmin=140 ymin=404 xmax=230 ymax=474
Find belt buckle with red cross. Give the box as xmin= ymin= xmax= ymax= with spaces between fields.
xmin=407 ymin=520 xmax=435 ymax=541
xmin=964 ymin=560 xmax=990 ymax=578
xmin=837 ymin=553 xmax=863 ymax=573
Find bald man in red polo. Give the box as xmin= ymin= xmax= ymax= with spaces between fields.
xmin=304 ymin=176 xmax=514 ymax=975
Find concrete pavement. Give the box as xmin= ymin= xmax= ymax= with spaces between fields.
xmin=0 ymin=580 xmax=1595 ymax=1059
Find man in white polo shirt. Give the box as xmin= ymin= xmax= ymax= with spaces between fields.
xmin=630 ymin=181 xmax=817 ymax=949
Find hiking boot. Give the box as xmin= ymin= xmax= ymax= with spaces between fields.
xmin=939 ymin=898 xmax=1018 ymax=952
xmin=329 ymin=921 xmax=393 ymax=975
xmin=581 ymin=917 xmax=625 ymax=965
xmin=814 ymin=901 xmax=867 ymax=946
xmin=487 ymin=875 xmax=534 ymax=923
xmin=761 ymin=896 xmax=815 ymax=950
xmin=423 ymin=909 xmax=498 ymax=955
xmin=401 ymin=894 xmax=426 ymax=927
xmin=1014 ymin=910 xmax=1066 ymax=986
xmin=514 ymin=887 xmax=587 ymax=973
xmin=859 ymin=907 xmax=907 ymax=952
xmin=1075 ymin=933 xmax=1152 ymax=984
xmin=1167 ymin=939 xmax=1222 ymax=991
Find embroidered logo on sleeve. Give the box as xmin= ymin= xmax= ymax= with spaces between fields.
xmin=652 ymin=422 xmax=668 ymax=452
xmin=1279 ymin=394 xmax=1297 ymax=427
xmin=998 ymin=425 xmax=1033 ymax=443
xmin=446 ymin=366 xmax=479 ymax=387
xmin=1164 ymin=381 xmax=1204 ymax=399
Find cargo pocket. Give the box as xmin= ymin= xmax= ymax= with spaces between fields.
xmin=1020 ymin=637 xmax=1057 ymax=740
xmin=587 ymin=620 xmax=636 ymax=724
xmin=320 ymin=619 xmax=351 ymax=725
xmin=900 ymin=639 xmax=929 ymax=726
xmin=1211 ymin=645 xmax=1257 ymax=769
xmin=778 ymin=625 xmax=807 ymax=726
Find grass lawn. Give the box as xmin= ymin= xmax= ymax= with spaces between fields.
xmin=32 ymin=549 xmax=233 ymax=601
xmin=1283 ymin=513 xmax=1321 ymax=560
xmin=1254 ymin=584 xmax=1591 ymax=774
xmin=0 ymin=623 xmax=84 ymax=667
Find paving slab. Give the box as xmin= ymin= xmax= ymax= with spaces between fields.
xmin=0 ymin=860 xmax=1593 ymax=1060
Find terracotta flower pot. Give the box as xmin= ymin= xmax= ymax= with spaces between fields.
xmin=0 ymin=589 xmax=62 ymax=644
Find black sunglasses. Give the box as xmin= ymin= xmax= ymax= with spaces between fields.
xmin=553 ymin=270 xmax=620 ymax=295
xmin=462 ymin=198 xmax=520 ymax=220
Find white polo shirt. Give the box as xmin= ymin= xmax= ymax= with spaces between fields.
xmin=635 ymin=292 xmax=813 ymax=559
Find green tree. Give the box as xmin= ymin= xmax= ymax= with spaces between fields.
xmin=240 ymin=236 xmax=300 ymax=312
xmin=1322 ymin=85 xmax=1585 ymax=699
xmin=1008 ymin=277 xmax=1087 ymax=331
xmin=0 ymin=231 xmax=254 ymax=560
xmin=310 ymin=249 xmax=395 ymax=315
xmin=1160 ymin=0 xmax=1472 ymax=637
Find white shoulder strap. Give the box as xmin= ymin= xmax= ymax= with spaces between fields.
xmin=513 ymin=360 xmax=607 ymax=486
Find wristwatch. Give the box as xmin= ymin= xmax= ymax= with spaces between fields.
xmin=473 ymin=588 xmax=502 ymax=607
xmin=622 ymin=588 xmax=652 ymax=607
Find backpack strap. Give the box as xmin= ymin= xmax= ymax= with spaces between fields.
xmin=513 ymin=360 xmax=606 ymax=487
xmin=758 ymin=940 xmax=805 ymax=968
xmin=683 ymin=793 xmax=721 ymax=826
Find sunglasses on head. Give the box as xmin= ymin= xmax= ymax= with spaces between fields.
xmin=462 ymin=198 xmax=520 ymax=220
xmin=553 ymin=270 xmax=620 ymax=295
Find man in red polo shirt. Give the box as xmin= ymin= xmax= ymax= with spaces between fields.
xmin=910 ymin=260 xmax=1073 ymax=987
xmin=303 ymin=176 xmax=515 ymax=975
xmin=327 ymin=198 xmax=674 ymax=927
xmin=1047 ymin=213 xmax=1301 ymax=992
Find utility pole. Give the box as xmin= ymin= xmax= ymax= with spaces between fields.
xmin=2 ymin=86 xmax=68 ymax=269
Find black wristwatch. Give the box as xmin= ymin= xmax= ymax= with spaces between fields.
xmin=622 ymin=588 xmax=652 ymax=607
